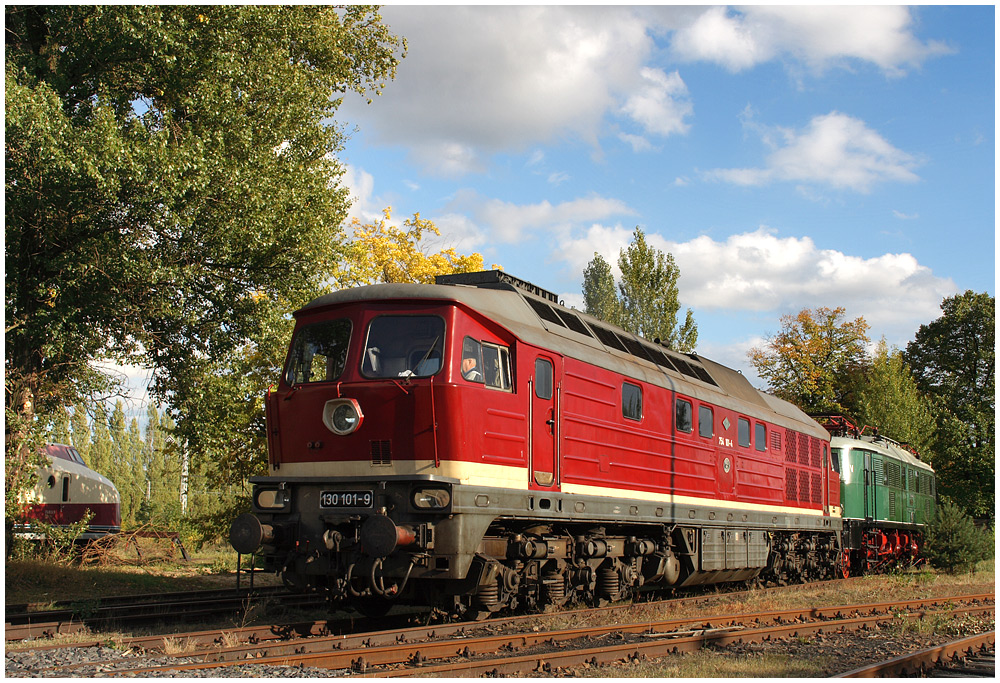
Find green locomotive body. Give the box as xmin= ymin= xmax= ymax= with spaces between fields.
xmin=823 ymin=417 xmax=936 ymax=576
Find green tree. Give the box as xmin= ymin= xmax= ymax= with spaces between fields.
xmin=69 ymin=404 xmax=92 ymax=465
xmin=853 ymin=339 xmax=936 ymax=459
xmin=922 ymin=497 xmax=992 ymax=574
xmin=88 ymin=403 xmax=114 ymax=483
xmin=6 ymin=5 xmax=404 ymax=519
xmin=582 ymin=228 xmax=698 ymax=351
xmin=582 ymin=252 xmax=622 ymax=327
xmin=748 ymin=307 xmax=870 ymax=414
xmin=46 ymin=406 xmax=71 ymax=446
xmin=905 ymin=291 xmax=994 ymax=519
xmin=141 ymin=404 xmax=181 ymax=527
xmin=108 ymin=403 xmax=144 ymax=528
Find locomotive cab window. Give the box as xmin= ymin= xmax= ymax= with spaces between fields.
xmin=481 ymin=342 xmax=512 ymax=391
xmin=675 ymin=398 xmax=692 ymax=433
xmin=698 ymin=405 xmax=713 ymax=438
xmin=623 ymin=382 xmax=642 ymax=421
xmin=362 ymin=316 xmax=444 ymax=379
xmin=738 ymin=417 xmax=751 ymax=448
xmin=754 ymin=423 xmax=766 ymax=452
xmin=287 ymin=318 xmax=353 ymax=385
xmin=461 ymin=337 xmax=484 ymax=383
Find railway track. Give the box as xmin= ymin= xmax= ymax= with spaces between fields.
xmin=13 ymin=592 xmax=993 ymax=677
xmin=4 ymin=585 xmax=319 ymax=641
xmin=838 ymin=631 xmax=995 ymax=678
xmin=3 ymin=575 xmax=852 ymax=646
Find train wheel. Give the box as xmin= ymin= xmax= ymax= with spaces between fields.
xmin=839 ymin=548 xmax=851 ymax=579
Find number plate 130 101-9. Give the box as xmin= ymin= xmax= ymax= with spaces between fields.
xmin=320 ymin=490 xmax=373 ymax=508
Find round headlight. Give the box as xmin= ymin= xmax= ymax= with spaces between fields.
xmin=332 ymin=404 xmax=358 ymax=431
xmin=323 ymin=399 xmax=364 ymax=435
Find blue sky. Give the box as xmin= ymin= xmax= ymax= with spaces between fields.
xmin=115 ymin=4 xmax=994 ymax=415
xmin=334 ymin=4 xmax=994 ymax=385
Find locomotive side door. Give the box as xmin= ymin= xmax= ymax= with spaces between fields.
xmin=529 ymin=354 xmax=561 ymax=490
xmin=863 ymin=450 xmax=874 ymax=521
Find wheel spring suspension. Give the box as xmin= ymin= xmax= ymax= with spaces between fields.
xmin=597 ymin=567 xmax=620 ymax=598
xmin=542 ymin=573 xmax=565 ymax=602
xmin=476 ymin=582 xmax=500 ymax=607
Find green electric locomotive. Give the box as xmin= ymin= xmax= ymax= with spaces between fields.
xmin=820 ymin=417 xmax=936 ymax=577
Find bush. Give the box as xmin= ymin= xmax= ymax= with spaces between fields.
xmin=922 ymin=497 xmax=992 ymax=574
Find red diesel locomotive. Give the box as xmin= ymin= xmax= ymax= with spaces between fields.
xmin=231 ymin=271 xmax=842 ymax=617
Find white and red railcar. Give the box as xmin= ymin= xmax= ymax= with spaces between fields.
xmin=231 ymin=271 xmax=842 ymax=617
xmin=17 ymin=443 xmax=121 ymax=540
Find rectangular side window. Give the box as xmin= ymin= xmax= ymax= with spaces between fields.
xmin=738 ymin=418 xmax=751 ymax=448
xmin=755 ymin=423 xmax=766 ymax=451
xmin=698 ymin=405 xmax=713 ymax=438
xmin=675 ymin=398 xmax=692 ymax=433
xmin=623 ymin=382 xmax=642 ymax=421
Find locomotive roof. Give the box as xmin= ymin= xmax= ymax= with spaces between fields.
xmin=300 ymin=273 xmax=827 ymax=439
xmin=830 ymin=435 xmax=934 ymax=472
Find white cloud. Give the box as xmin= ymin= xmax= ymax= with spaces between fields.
xmin=337 ymin=7 xmax=949 ymax=176
xmin=620 ymin=67 xmax=693 ymax=138
xmin=342 ymin=164 xmax=380 ymax=223
xmin=705 ymin=111 xmax=921 ymax=193
xmin=340 ymin=6 xmax=654 ymax=175
xmin=671 ymin=6 xmax=952 ymax=75
xmin=557 ymin=225 xmax=957 ymax=342
xmin=670 ymin=6 xmax=767 ymax=72
xmin=448 ymin=191 xmax=637 ymax=245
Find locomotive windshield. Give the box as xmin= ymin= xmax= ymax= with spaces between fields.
xmin=362 ymin=315 xmax=445 ymax=378
xmin=287 ymin=318 xmax=352 ymax=384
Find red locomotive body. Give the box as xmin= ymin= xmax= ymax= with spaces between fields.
xmin=232 ymin=271 xmax=842 ymax=617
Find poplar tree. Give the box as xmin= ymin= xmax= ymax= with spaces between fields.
xmin=69 ymin=405 xmax=91 ymax=464
xmin=581 ymin=228 xmax=698 ymax=352
xmin=582 ymin=253 xmax=622 ymax=327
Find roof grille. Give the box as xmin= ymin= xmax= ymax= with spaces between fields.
xmin=436 ymin=270 xmax=559 ymax=303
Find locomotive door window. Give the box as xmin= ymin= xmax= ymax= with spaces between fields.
xmin=530 ymin=356 xmax=559 ymax=489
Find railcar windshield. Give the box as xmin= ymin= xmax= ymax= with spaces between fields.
xmin=287 ymin=318 xmax=352 ymax=384
xmin=362 ymin=315 xmax=445 ymax=378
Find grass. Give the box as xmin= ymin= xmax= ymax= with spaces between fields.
xmin=5 ymin=538 xmax=278 ymax=606
xmin=575 ymin=650 xmax=834 ymax=678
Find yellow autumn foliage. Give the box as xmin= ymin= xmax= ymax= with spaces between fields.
xmin=334 ymin=208 xmax=498 ymax=287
